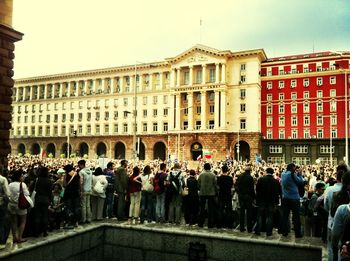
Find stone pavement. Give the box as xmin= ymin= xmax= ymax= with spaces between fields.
xmin=0 ymin=220 xmax=327 ymax=261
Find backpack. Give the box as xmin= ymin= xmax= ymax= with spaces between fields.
xmin=167 ymin=171 xmax=181 ymax=195
xmin=153 ymin=173 xmax=162 ymax=194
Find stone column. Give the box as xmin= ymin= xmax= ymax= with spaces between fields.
xmin=214 ymin=90 xmax=220 ymax=129
xmin=202 ymin=64 xmax=207 ymax=84
xmin=170 ymin=68 xmax=176 ymax=87
xmin=175 ymin=94 xmax=181 ymax=130
xmin=221 ymin=63 xmax=226 ymax=83
xmin=215 ymin=63 xmax=220 ymax=84
xmin=119 ymin=77 xmax=124 ymax=93
xmin=159 ymin=72 xmax=164 ymax=90
xmin=169 ymin=94 xmax=175 ymax=130
xmin=59 ymin=83 xmax=63 ymax=98
xmin=187 ymin=92 xmax=193 ymax=130
xmin=110 ymin=77 xmax=115 ymax=94
xmin=15 ymin=86 xmax=19 ymax=101
xmin=200 ymin=91 xmax=207 ymax=130
xmin=189 ymin=66 xmax=193 ymax=85
xmin=91 ymin=79 xmax=96 ymax=94
xmin=67 ymin=82 xmax=72 ymax=97
xmin=139 ymin=74 xmax=143 ymax=92
xmin=149 ymin=73 xmax=153 ymax=91
xmin=0 ymin=6 xmax=22 ymax=166
xmin=220 ymin=91 xmax=226 ymax=129
xmin=23 ymin=86 xmax=27 ymax=101
xmin=29 ymin=86 xmax=33 ymax=100
xmin=176 ymin=68 xmax=181 ymax=87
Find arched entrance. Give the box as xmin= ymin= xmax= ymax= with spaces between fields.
xmin=31 ymin=143 xmax=41 ymax=155
xmin=79 ymin=142 xmax=89 ymax=158
xmin=153 ymin=142 xmax=166 ymax=160
xmin=234 ymin=140 xmax=251 ymax=161
xmin=61 ymin=143 xmax=72 ymax=158
xmin=46 ymin=143 xmax=56 ymax=158
xmin=17 ymin=143 xmax=25 ymax=155
xmin=191 ymin=142 xmax=203 ymax=161
xmin=114 ymin=142 xmax=126 ymax=159
xmin=137 ymin=141 xmax=145 ymax=160
xmin=96 ymin=142 xmax=107 ymax=158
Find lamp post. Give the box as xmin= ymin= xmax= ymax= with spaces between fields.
xmin=334 ymin=57 xmax=349 ymax=166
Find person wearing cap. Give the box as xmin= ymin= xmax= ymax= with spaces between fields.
xmin=280 ymin=163 xmax=304 ymax=238
xmin=254 ymin=167 xmax=281 ymax=236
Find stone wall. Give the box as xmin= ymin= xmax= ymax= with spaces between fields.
xmin=0 ymin=1 xmax=23 ymax=167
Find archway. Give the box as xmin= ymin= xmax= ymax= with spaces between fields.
xmin=153 ymin=142 xmax=166 ymax=160
xmin=96 ymin=142 xmax=107 ymax=158
xmin=79 ymin=142 xmax=89 ymax=158
xmin=234 ymin=140 xmax=251 ymax=161
xmin=61 ymin=143 xmax=72 ymax=158
xmin=114 ymin=142 xmax=126 ymax=159
xmin=137 ymin=141 xmax=145 ymax=160
xmin=31 ymin=143 xmax=41 ymax=155
xmin=17 ymin=143 xmax=25 ymax=155
xmin=46 ymin=143 xmax=56 ymax=158
xmin=191 ymin=142 xmax=203 ymax=161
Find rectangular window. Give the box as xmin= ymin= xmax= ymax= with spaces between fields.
xmin=153 ymin=96 xmax=158 ymax=105
xmin=143 ymin=110 xmax=147 ymax=117
xmin=95 ymin=125 xmax=100 ymax=135
xmin=278 ymin=93 xmax=284 ymax=100
xmin=183 ymin=121 xmax=188 ymax=130
xmin=208 ymin=120 xmax=214 ymax=129
xmin=240 ymin=75 xmax=246 ymax=83
xmin=291 ymin=129 xmax=298 ymax=139
xmin=267 ymin=94 xmax=272 ymax=101
xmin=330 ymin=100 xmax=337 ymax=112
xmin=303 ymin=91 xmax=309 ymax=99
xmin=317 ymin=90 xmax=323 ymax=98
xmin=317 ymin=129 xmax=323 ymax=138
xmin=240 ymin=89 xmax=246 ymax=99
xmin=303 ymin=79 xmax=309 ymax=87
xmin=163 ymin=122 xmax=168 ymax=132
xmin=304 ymin=129 xmax=310 ymax=139
xmin=269 ymin=145 xmax=283 ymax=153
xmin=123 ymin=98 xmax=128 ymax=106
xmin=291 ymin=116 xmax=297 ymax=126
xmin=320 ymin=145 xmax=335 ymax=154
xmin=267 ymin=130 xmax=272 ymax=139
xmin=330 ymin=76 xmax=336 ymax=84
xmin=304 ymin=115 xmax=310 ymax=126
xmin=196 ymin=70 xmax=202 ymax=84
xmin=163 ymin=95 xmax=168 ymax=104
xmin=163 ymin=108 xmax=168 ymax=116
xmin=279 ymin=116 xmax=285 ymax=126
xmin=331 ymin=115 xmax=337 ymax=125
xmin=104 ymin=124 xmax=109 ymax=134
xmin=113 ymin=124 xmax=118 ymax=133
xmin=317 ymin=101 xmax=323 ymax=112
xmin=184 ymin=71 xmax=189 ymax=85
xmin=279 ymin=104 xmax=284 ymax=113
xmin=209 ymin=68 xmax=215 ymax=82
xmin=240 ymin=63 xmax=246 ymax=71
xmin=143 ymin=97 xmax=147 ymax=105
xmin=291 ymin=92 xmax=297 ymax=100
xmin=240 ymin=104 xmax=246 ymax=112
xmin=267 ymin=116 xmax=272 ymax=127
xmin=291 ymin=103 xmax=297 ymax=113
xmin=153 ymin=109 xmax=157 ymax=117
xmin=196 ymin=106 xmax=201 ymax=114
xmin=267 ymin=105 xmax=272 ymax=114
xmin=331 ymin=128 xmax=337 ymax=138
xmin=240 ymin=119 xmax=246 ymax=130
xmin=330 ymin=89 xmax=336 ymax=97
xmin=278 ymin=81 xmax=284 ymax=88
xmin=317 ymin=77 xmax=323 ymax=86
xmin=304 ymin=102 xmax=310 ymax=113
xmin=291 ymin=80 xmax=297 ymax=88
xmin=294 ymin=145 xmax=308 ymax=154
xmin=317 ymin=115 xmax=323 ymax=125
xmin=143 ymin=123 xmax=147 ymax=132
xmin=153 ymin=123 xmax=158 ymax=132
xmin=123 ymin=123 xmax=128 ymax=133
xmin=267 ymin=82 xmax=272 ymax=89
xmin=195 ymin=121 xmax=201 ymax=130
xmin=209 ymin=105 xmax=215 ymax=114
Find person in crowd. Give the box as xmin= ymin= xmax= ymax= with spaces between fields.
xmin=63 ymin=164 xmax=81 ymax=229
xmin=115 ymin=160 xmax=129 ymax=220
xmin=167 ymin=162 xmax=184 ymax=225
xmin=140 ymin=165 xmax=155 ymax=224
xmin=78 ymin=160 xmax=92 ymax=224
xmin=255 ymin=167 xmax=281 ymax=236
xmin=236 ymin=165 xmax=255 ymax=233
xmin=308 ymin=182 xmax=326 ymax=237
xmin=198 ymin=163 xmax=217 ymax=228
xmin=324 ymin=163 xmax=347 ymax=258
xmin=91 ymin=167 xmax=108 ymax=221
xmin=216 ymin=164 xmax=234 ymax=228
xmin=32 ymin=166 xmax=52 ymax=237
xmin=331 ymin=171 xmax=350 ymax=261
xmin=103 ymin=161 xmax=116 ymax=219
xmin=280 ymin=163 xmax=303 ymax=238
xmin=128 ymin=166 xmax=142 ymax=224
xmin=48 ymin=183 xmax=64 ymax=231
xmin=8 ymin=170 xmax=31 ymax=243
xmin=154 ymin=163 xmax=168 ymax=223
xmin=0 ymin=165 xmax=10 ymax=249
xmin=183 ymin=169 xmax=199 ymax=226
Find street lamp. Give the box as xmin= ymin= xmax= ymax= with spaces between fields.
xmin=334 ymin=58 xmax=349 ymax=166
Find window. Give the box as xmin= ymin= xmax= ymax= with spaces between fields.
xmin=78 ymin=113 xmax=82 ymax=122
xmin=163 ymin=108 xmax=168 ymax=116
xmin=303 ymin=91 xmax=309 ymax=99
xmin=291 ymin=129 xmax=298 ymax=139
xmin=317 ymin=115 xmax=323 ymax=125
xmin=123 ymin=123 xmax=128 ymax=133
xmin=330 ymin=99 xmax=337 ymax=112
xmin=95 ymin=124 xmax=100 ymax=135
xmin=95 ymin=112 xmax=100 ymax=121
xmin=208 ymin=120 xmax=214 ymax=129
xmin=267 ymin=94 xmax=272 ymax=101
xmin=196 ymin=70 xmax=202 ymax=84
xmin=113 ymin=124 xmax=118 ymax=133
xmin=279 ymin=104 xmax=284 ymax=113
xmin=294 ymin=145 xmax=308 ymax=154
xmin=209 ymin=105 xmax=214 ymax=114
xmin=87 ymin=125 xmax=91 ymax=134
xmin=195 ymin=120 xmax=201 ymax=130
xmin=184 ymin=71 xmax=189 ymax=85
xmin=331 ymin=128 xmax=337 ymax=138
xmin=278 ymin=93 xmax=284 ymax=100
xmin=291 ymin=68 xmax=297 ymax=74
xmin=317 ymin=129 xmax=323 ymax=138
xmin=196 ymin=107 xmax=201 ymax=114
xmin=70 ymin=102 xmax=74 ymax=109
xmin=269 ymin=145 xmax=283 ymax=153
xmin=123 ymin=98 xmax=128 ymax=106
xmin=303 ymin=66 xmax=309 ymax=73
xmin=143 ymin=110 xmax=147 ymax=117
xmin=278 ymin=81 xmax=284 ymax=88
xmin=331 ymin=115 xmax=337 ymax=125
xmin=183 ymin=121 xmax=188 ymax=130
xmin=291 ymin=116 xmax=297 ymax=126
xmin=105 ymin=111 xmax=109 ymax=120
xmin=240 ymin=89 xmax=246 ymax=99
xmin=163 ymin=122 xmax=168 ymax=132
xmin=279 ymin=69 xmax=284 ymax=75
xmin=153 ymin=123 xmax=158 ymax=132
xmin=303 ymin=79 xmax=309 ymax=87
xmin=143 ymin=123 xmax=147 ymax=132
xmin=153 ymin=109 xmax=157 ymax=117
xmin=317 ymin=65 xmax=322 ymax=72
xmin=240 ymin=119 xmax=246 ymax=130
xmin=153 ymin=96 xmax=158 ymax=105
xmin=279 ymin=116 xmax=285 ymax=126
xmin=304 ymin=129 xmax=310 ymax=139
xmin=267 ymin=104 xmax=272 ymax=114
xmin=267 ymin=82 xmax=272 ymax=90
xmin=330 ymin=89 xmax=336 ymax=97
xmin=267 ymin=116 xmax=273 ymax=127
xmin=240 ymin=104 xmax=246 ymax=112
xmin=240 ymin=75 xmax=246 ymax=83
xmin=143 ymin=97 xmax=147 ymax=105
xmin=304 ymin=115 xmax=310 ymax=126
xmin=163 ymin=95 xmax=168 ymax=104
xmin=267 ymin=130 xmax=273 ymax=139
xmin=104 ymin=124 xmax=109 ymax=134
xmin=240 ymin=63 xmax=246 ymax=71
xmin=62 ymin=114 xmax=66 ymax=122
xmin=291 ymin=80 xmax=297 ymax=88
xmin=317 ymin=101 xmax=323 ymax=112
xmin=317 ymin=90 xmax=323 ymax=98
xmin=317 ymin=77 xmax=323 ymax=86
xmin=303 ymin=102 xmax=310 ymax=113
xmin=291 ymin=102 xmax=297 ymax=113
xmin=291 ymin=92 xmax=297 ymax=100
xmin=330 ymin=76 xmax=336 ymax=84
xmin=320 ymin=145 xmax=335 ymax=154
xmin=209 ymin=68 xmax=215 ymax=82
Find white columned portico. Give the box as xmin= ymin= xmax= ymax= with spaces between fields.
xmin=187 ymin=92 xmax=194 ymax=130
xmin=200 ymin=91 xmax=207 ymax=130
xmin=214 ymin=90 xmax=220 ymax=129
xmin=202 ymin=64 xmax=207 ymax=84
xmin=189 ymin=66 xmax=193 ymax=86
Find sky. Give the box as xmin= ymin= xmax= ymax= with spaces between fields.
xmin=12 ymin=0 xmax=350 ymax=79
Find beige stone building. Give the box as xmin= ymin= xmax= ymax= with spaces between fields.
xmin=10 ymin=45 xmax=266 ymax=161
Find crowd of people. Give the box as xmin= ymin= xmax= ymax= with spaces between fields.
xmin=0 ymin=155 xmax=349 ymax=260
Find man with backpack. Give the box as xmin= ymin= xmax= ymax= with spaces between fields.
xmin=166 ymin=163 xmax=184 ymax=225
xmin=154 ymin=163 xmax=168 ymax=223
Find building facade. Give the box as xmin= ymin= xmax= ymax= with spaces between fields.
xmin=10 ymin=45 xmax=266 ymax=161
xmin=261 ymin=52 xmax=350 ymax=165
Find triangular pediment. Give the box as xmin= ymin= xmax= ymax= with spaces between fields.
xmin=165 ymin=44 xmax=231 ymax=65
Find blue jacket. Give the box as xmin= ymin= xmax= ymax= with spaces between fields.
xmin=281 ymin=170 xmax=304 ymax=200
